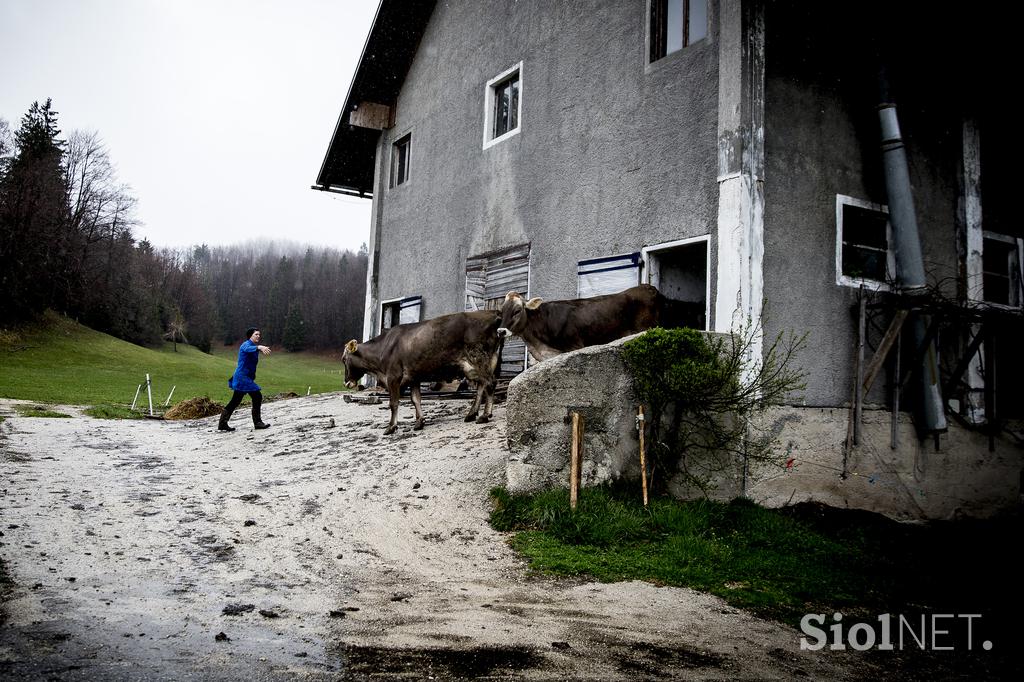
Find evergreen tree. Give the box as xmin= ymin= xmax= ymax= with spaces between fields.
xmin=282 ymin=302 xmax=306 ymax=352
xmin=0 ymin=99 xmax=72 ymax=321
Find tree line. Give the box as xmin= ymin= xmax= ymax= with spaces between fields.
xmin=0 ymin=99 xmax=367 ymax=352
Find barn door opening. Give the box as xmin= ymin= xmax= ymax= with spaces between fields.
xmin=466 ymin=243 xmax=530 ymax=376
xmin=642 ymin=236 xmax=709 ymax=330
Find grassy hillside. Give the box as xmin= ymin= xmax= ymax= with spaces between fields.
xmin=0 ymin=312 xmax=347 ymax=408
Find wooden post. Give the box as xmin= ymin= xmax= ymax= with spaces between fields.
xmin=637 ymin=406 xmax=649 ymax=508
xmin=570 ymin=412 xmax=583 ymax=510
xmin=146 ymin=374 xmax=154 ymax=416
xmin=130 ymin=384 xmax=142 ymax=411
xmin=891 ymin=331 xmax=901 ymax=450
xmin=164 ymin=385 xmax=176 ymax=407
xmin=854 ymin=292 xmax=866 ymax=446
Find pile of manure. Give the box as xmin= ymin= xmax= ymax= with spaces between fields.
xmin=164 ymin=396 xmax=224 ymax=420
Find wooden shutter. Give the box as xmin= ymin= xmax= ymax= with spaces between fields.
xmin=466 ymin=244 xmax=530 ymax=376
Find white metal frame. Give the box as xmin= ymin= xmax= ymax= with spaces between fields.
xmin=641 ymin=235 xmax=711 ymax=331
xmin=483 ymin=61 xmax=523 ymax=150
xmin=981 ymin=230 xmax=1024 ymax=310
xmin=835 ymin=194 xmax=894 ymax=291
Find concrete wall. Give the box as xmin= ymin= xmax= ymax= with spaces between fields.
xmin=372 ymin=0 xmax=721 ymax=324
xmin=747 ymin=407 xmax=1023 ymax=521
xmin=761 ymin=3 xmax=966 ymax=407
xmin=505 ymin=339 xmax=1023 ymax=520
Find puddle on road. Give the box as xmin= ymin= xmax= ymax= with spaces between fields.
xmin=337 ymin=644 xmax=545 ymax=678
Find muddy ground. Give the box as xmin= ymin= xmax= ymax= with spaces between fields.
xmin=0 ymin=394 xmax=1006 ymax=680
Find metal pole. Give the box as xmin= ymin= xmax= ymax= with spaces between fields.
xmin=130 ymin=384 xmax=142 ymax=411
xmin=163 ymin=385 xmax=176 ymax=407
xmin=146 ymin=374 xmax=154 ymax=416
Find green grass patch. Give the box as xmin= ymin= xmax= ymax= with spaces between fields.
xmin=490 ymin=485 xmax=1022 ymax=626
xmin=0 ymin=311 xmax=348 ymax=411
xmin=13 ymin=404 xmax=72 ymax=418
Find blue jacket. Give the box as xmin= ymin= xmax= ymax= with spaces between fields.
xmin=228 ymin=340 xmax=262 ymax=392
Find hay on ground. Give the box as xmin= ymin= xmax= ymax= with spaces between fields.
xmin=165 ymin=397 xmax=224 ymax=420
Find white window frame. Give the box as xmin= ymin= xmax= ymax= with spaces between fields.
xmin=390 ymin=132 xmax=411 ymax=189
xmin=646 ymin=0 xmax=709 ymax=67
xmin=981 ymin=231 xmax=1024 ymax=310
xmin=379 ymin=295 xmax=422 ymax=334
xmin=577 ymin=253 xmax=642 ymax=298
xmin=641 ymin=235 xmax=711 ymax=331
xmin=835 ymin=194 xmax=895 ymax=291
xmin=483 ymin=62 xmax=523 ymax=150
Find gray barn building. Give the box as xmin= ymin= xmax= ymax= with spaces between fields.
xmin=316 ymin=1 xmax=1021 ymax=517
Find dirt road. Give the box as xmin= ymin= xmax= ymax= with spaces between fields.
xmin=1 ymin=393 xmax=874 ymax=680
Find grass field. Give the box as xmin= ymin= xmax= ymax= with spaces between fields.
xmin=0 ymin=311 xmax=348 ymax=410
xmin=490 ymin=485 xmax=1022 ymax=628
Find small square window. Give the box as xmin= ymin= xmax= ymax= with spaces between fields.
xmin=390 ymin=134 xmax=410 ymax=188
xmin=836 ymin=195 xmax=894 ymax=290
xmin=483 ymin=63 xmax=522 ymax=149
xmin=982 ymin=232 xmax=1023 ymax=307
xmin=650 ymin=0 xmax=708 ymax=63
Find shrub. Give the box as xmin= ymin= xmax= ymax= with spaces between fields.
xmin=621 ymin=323 xmax=805 ymax=494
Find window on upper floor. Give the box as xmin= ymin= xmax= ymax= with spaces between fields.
xmin=836 ymin=195 xmax=894 ymax=290
xmin=483 ymin=63 xmax=522 ymax=149
xmin=982 ymin=232 xmax=1023 ymax=308
xmin=649 ymin=0 xmax=707 ymax=63
xmin=390 ymin=133 xmax=411 ymax=188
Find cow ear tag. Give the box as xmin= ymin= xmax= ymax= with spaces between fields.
xmin=345 ymin=340 xmax=359 ymax=353
xmin=525 ymin=297 xmax=543 ymax=310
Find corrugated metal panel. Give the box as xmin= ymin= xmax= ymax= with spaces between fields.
xmin=466 ymin=244 xmax=530 ymax=376
xmin=578 ymin=252 xmax=641 ymax=298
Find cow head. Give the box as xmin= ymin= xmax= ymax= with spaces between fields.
xmin=342 ymin=339 xmax=365 ymax=388
xmin=498 ymin=291 xmax=542 ymax=338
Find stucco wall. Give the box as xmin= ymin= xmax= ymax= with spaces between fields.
xmin=761 ymin=4 xmax=965 ymax=407
xmin=372 ymin=0 xmax=721 ymax=321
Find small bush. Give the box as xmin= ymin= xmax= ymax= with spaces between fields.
xmin=621 ymin=324 xmax=805 ymax=494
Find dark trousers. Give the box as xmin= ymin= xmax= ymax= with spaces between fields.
xmin=220 ymin=390 xmax=263 ymax=425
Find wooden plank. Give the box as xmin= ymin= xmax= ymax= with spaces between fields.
xmin=862 ymin=309 xmax=909 ymax=395
xmin=349 ymin=102 xmax=391 ymax=130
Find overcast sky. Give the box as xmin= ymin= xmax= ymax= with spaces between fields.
xmin=0 ymin=0 xmax=376 ymax=253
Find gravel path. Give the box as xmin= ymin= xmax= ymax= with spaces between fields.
xmin=0 ymin=393 xmax=874 ymax=680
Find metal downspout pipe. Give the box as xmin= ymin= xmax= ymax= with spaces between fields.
xmin=877 ymin=89 xmax=948 ymax=435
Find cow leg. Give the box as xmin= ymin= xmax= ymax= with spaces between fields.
xmin=476 ymin=379 xmax=496 ymax=424
xmin=465 ymin=383 xmax=483 ymax=422
xmin=411 ymin=384 xmax=425 ymax=431
xmin=384 ymin=381 xmax=401 ymax=435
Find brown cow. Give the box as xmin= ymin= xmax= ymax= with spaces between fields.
xmin=343 ymin=310 xmax=503 ymax=434
xmin=498 ymin=284 xmax=702 ymax=361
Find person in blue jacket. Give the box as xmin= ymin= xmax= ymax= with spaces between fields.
xmin=218 ymin=327 xmax=272 ymax=432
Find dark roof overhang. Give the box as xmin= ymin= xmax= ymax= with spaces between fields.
xmin=313 ymin=0 xmax=436 ymax=198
